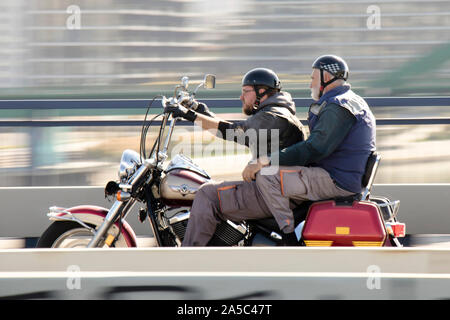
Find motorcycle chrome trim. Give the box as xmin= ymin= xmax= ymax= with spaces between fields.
xmin=166 ymin=210 xmax=191 ymax=246
xmin=169 ymin=184 xmax=198 ymax=196
xmin=119 ymin=149 xmax=141 ymax=179
xmin=203 ymin=74 xmax=216 ymax=89
xmin=156 ymin=113 xmax=169 ymax=154
xmin=392 ymin=237 xmax=403 ymax=247
xmin=192 ymin=74 xmax=215 ymax=96
xmin=163 ymin=206 xmax=190 ymax=219
xmin=376 ymin=200 xmax=400 ymax=219
xmin=165 ymin=154 xmax=210 ymax=179
xmin=162 ymin=118 xmax=176 ymax=155
xmin=270 ymin=232 xmax=283 ymax=241
xmin=157 ymin=151 xmax=168 ymax=166
xmin=181 ymin=76 xmax=189 ymax=90
xmin=87 ymin=200 xmax=128 ymax=248
xmin=145 ymin=157 xmax=157 ymax=166
xmin=168 ymin=211 xmax=190 ymax=225
xmin=125 ymin=158 xmax=154 ymax=193
xmin=118 ymin=183 xmax=132 ymax=193
xmin=226 ymin=220 xmax=247 ymax=235
xmin=47 ymin=208 xmax=95 ymax=234
xmin=116 ymin=198 xmax=137 ymax=223
xmin=129 ymin=164 xmax=148 ymax=185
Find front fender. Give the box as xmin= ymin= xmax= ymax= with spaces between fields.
xmin=48 ymin=205 xmax=137 ymax=247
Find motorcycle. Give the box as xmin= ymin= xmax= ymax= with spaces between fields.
xmin=36 ymin=75 xmax=406 ymax=249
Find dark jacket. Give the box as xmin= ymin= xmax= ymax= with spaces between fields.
xmin=217 ymin=91 xmax=305 ymax=159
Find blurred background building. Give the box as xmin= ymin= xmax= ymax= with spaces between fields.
xmin=2 ymin=0 xmax=450 ymax=98
xmin=1 ymin=0 xmax=450 ymax=187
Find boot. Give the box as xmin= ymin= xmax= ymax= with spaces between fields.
xmin=282 ymin=232 xmax=299 ymax=246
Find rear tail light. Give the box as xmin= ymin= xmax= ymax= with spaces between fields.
xmin=386 ymin=222 xmax=406 ymax=238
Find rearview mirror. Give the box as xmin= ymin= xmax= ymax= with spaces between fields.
xmin=203 ymin=74 xmax=216 ymax=89
xmin=181 ymin=76 xmax=189 ymax=90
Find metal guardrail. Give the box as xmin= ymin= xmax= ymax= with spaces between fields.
xmin=1 ymin=97 xmax=450 ymax=127
xmin=1 ymin=97 xmax=450 ymax=109
xmin=1 ymin=246 xmax=450 ymax=300
xmin=2 ymin=246 xmax=450 ymax=300
xmin=3 ymin=118 xmax=450 ymax=127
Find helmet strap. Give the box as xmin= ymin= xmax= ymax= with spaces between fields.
xmin=252 ymin=86 xmax=269 ymax=113
xmin=319 ymin=69 xmax=339 ymax=98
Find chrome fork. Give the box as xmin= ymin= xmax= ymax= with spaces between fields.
xmin=86 ymin=199 xmax=136 ymax=248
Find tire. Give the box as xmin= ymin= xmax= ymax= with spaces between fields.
xmin=36 ymin=221 xmax=98 ymax=248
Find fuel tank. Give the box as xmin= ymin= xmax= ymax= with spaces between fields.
xmin=160 ymin=154 xmax=211 ymax=206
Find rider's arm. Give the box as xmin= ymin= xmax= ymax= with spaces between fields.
xmin=191 ymin=110 xmax=251 ymax=145
xmin=215 ymin=111 xmax=275 ymax=149
xmin=193 ymin=112 xmax=222 ymax=131
xmin=270 ymin=103 xmax=356 ymax=166
xmin=216 ymin=119 xmax=249 ymax=145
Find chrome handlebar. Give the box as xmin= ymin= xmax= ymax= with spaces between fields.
xmin=124 ymin=75 xmax=215 ymax=196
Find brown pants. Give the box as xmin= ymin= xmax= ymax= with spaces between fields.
xmin=182 ymin=179 xmax=272 ymax=246
xmin=181 ymin=166 xmax=354 ymax=246
xmin=256 ymin=166 xmax=355 ymax=233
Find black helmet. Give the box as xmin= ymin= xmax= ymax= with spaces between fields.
xmin=242 ymin=68 xmax=281 ymax=110
xmin=312 ymin=55 xmax=349 ymax=98
xmin=242 ymin=68 xmax=281 ymax=90
xmin=312 ymin=55 xmax=349 ymax=80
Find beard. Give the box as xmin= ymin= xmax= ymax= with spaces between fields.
xmin=310 ymin=86 xmax=321 ymax=101
xmin=242 ymin=102 xmax=255 ymax=115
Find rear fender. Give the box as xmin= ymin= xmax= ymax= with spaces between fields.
xmin=47 ymin=205 xmax=137 ymax=247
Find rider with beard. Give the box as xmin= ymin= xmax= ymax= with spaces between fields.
xmin=242 ymin=55 xmax=377 ymax=245
xmin=164 ymin=68 xmax=305 ymax=246
xmin=168 ymin=68 xmax=305 ymax=159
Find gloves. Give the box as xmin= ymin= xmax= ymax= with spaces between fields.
xmin=164 ymin=103 xmax=197 ymax=122
xmin=165 ymin=98 xmax=215 ymax=122
xmin=195 ymin=102 xmax=216 ymax=118
xmin=180 ymin=97 xmax=215 ymax=118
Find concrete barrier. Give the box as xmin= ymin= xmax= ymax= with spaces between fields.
xmin=1 ymin=247 xmax=450 ymax=299
xmin=1 ymin=184 xmax=450 ymax=238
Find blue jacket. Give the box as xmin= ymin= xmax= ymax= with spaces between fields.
xmin=308 ymin=85 xmax=376 ymax=193
xmin=273 ymin=84 xmax=376 ymax=193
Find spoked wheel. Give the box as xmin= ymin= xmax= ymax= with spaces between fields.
xmin=36 ymin=221 xmax=96 ymax=248
xmin=36 ymin=221 xmax=128 ymax=248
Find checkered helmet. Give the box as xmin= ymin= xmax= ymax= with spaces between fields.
xmin=312 ymin=55 xmax=349 ymax=80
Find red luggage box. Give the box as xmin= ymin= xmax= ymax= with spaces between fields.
xmin=302 ymin=200 xmax=387 ymax=247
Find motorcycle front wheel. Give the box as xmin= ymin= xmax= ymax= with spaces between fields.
xmin=36 ymin=221 xmax=128 ymax=248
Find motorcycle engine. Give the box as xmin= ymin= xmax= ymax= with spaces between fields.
xmin=208 ymin=220 xmax=248 ymax=246
xmin=166 ymin=209 xmax=247 ymax=246
xmin=166 ymin=209 xmax=190 ymax=242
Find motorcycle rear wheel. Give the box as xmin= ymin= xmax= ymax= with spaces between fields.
xmin=36 ymin=221 xmax=127 ymax=248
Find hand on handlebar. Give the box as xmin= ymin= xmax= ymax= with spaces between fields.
xmin=164 ymin=103 xmax=197 ymax=122
xmin=180 ymin=98 xmax=215 ymax=118
xmin=179 ymin=96 xmax=197 ymax=109
xmin=195 ymin=102 xmax=216 ymax=118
